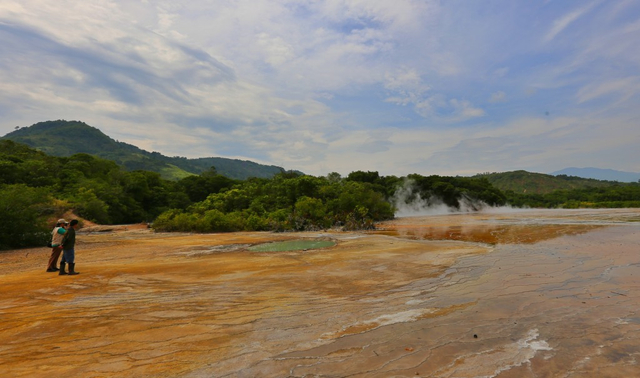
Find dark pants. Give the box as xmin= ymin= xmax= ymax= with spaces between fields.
xmin=63 ymin=248 xmax=75 ymax=264
xmin=47 ymin=246 xmax=63 ymax=270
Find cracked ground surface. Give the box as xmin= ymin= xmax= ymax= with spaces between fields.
xmin=1 ymin=209 xmax=640 ymax=377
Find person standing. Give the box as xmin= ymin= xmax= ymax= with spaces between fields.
xmin=46 ymin=219 xmax=67 ymax=272
xmin=59 ymin=219 xmax=79 ymax=276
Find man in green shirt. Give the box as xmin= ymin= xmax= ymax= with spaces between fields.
xmin=59 ymin=220 xmax=79 ymax=276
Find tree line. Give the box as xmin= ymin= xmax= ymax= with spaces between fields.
xmin=504 ymin=186 xmax=640 ymax=208
xmin=2 ymin=139 xmax=639 ymax=250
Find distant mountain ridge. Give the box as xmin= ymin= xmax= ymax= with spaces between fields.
xmin=1 ymin=120 xmax=289 ymax=180
xmin=475 ymin=170 xmax=622 ymax=194
xmin=552 ymin=167 xmax=640 ymax=183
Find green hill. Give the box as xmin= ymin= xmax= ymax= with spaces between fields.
xmin=2 ymin=120 xmax=289 ymax=180
xmin=475 ymin=170 xmax=617 ymax=194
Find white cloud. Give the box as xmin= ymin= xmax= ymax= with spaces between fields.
xmin=489 ymin=91 xmax=507 ymax=103
xmin=256 ymin=33 xmax=295 ymax=67
xmin=413 ymin=97 xmax=440 ymax=117
xmin=577 ymin=77 xmax=640 ymax=103
xmin=382 ymin=68 xmax=488 ymax=120
xmin=384 ymin=68 xmax=426 ymax=92
xmin=544 ymin=1 xmax=600 ymax=42
xmin=449 ymin=99 xmax=486 ymax=119
xmin=383 ymin=67 xmax=430 ymax=106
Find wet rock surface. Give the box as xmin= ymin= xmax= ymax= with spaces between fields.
xmin=1 ymin=209 xmax=639 ymax=377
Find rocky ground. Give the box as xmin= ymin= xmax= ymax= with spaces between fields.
xmin=1 ymin=209 xmax=639 ymax=377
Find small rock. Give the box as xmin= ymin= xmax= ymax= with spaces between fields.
xmin=473 ymin=334 xmax=478 ymax=339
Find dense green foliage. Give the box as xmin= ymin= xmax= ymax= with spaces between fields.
xmin=1 ymin=140 xmax=195 ymax=248
xmin=2 ymin=139 xmax=639 ymax=250
xmin=154 ymin=173 xmax=395 ymax=232
xmin=153 ymin=171 xmax=511 ymax=233
xmin=0 ymin=184 xmax=52 ymax=249
xmin=505 ymin=185 xmax=640 ymax=208
xmin=2 ymin=120 xmax=291 ymax=180
xmin=0 ymin=140 xmax=189 ymax=224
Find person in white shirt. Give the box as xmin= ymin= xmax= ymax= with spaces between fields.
xmin=46 ymin=219 xmax=67 ymax=272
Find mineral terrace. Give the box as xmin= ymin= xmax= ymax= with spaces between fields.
xmin=1 ymin=209 xmax=640 ymax=377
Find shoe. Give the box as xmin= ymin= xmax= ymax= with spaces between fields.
xmin=68 ymin=263 xmax=79 ymax=275
xmin=46 ymin=268 xmax=57 ymax=272
xmin=59 ymin=262 xmax=68 ymax=275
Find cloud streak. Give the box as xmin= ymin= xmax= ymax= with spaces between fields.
xmin=544 ymin=1 xmax=600 ymax=43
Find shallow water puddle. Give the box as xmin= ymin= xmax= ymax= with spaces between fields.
xmin=248 ymin=239 xmax=336 ymax=252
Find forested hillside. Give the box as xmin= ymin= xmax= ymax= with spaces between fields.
xmin=2 ymin=120 xmax=289 ymax=180
xmin=476 ymin=170 xmax=616 ymax=194
xmin=1 ymin=140 xmax=506 ymax=249
xmin=552 ymin=167 xmax=640 ymax=183
xmin=2 ymin=140 xmax=639 ymax=250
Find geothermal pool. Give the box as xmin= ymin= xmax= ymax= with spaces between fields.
xmin=248 ymin=239 xmax=336 ymax=252
xmin=1 ymin=209 xmax=639 ymax=377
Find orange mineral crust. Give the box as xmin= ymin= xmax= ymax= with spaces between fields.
xmin=1 ymin=209 xmax=640 ymax=377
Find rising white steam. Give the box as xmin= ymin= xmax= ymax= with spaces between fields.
xmin=390 ymin=178 xmax=512 ymax=217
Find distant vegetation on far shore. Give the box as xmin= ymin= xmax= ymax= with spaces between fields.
xmin=476 ymin=170 xmax=640 ymax=208
xmin=2 ymin=132 xmax=640 ymax=250
xmin=475 ymin=170 xmax=618 ymax=194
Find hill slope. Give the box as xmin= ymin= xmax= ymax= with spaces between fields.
xmin=475 ymin=170 xmax=618 ymax=194
xmin=552 ymin=167 xmax=640 ymax=183
xmin=2 ymin=120 xmax=288 ymax=180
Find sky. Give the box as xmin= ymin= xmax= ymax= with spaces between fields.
xmin=1 ymin=0 xmax=639 ymax=177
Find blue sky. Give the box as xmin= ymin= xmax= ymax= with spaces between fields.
xmin=1 ymin=0 xmax=639 ymax=176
